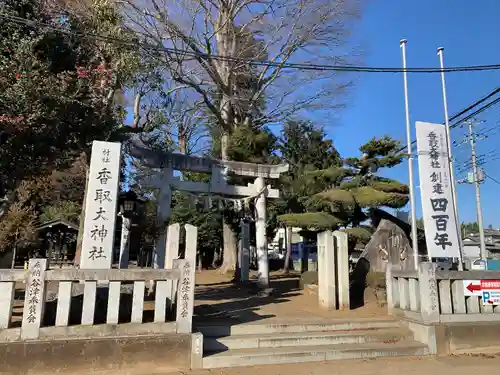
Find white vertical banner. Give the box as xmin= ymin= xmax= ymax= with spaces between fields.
xmin=416 ymin=121 xmax=460 ymax=259
xmin=80 ymin=141 xmax=122 ymax=269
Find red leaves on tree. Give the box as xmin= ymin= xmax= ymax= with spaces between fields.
xmin=0 ymin=115 xmax=24 ymax=122
xmin=76 ymin=66 xmax=88 ymax=78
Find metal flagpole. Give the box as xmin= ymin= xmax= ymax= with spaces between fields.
xmin=437 ymin=47 xmax=464 ymax=271
xmin=400 ymin=40 xmax=419 ymax=270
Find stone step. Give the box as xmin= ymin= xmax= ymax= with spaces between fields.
xmin=202 ymin=341 xmax=430 ymax=369
xmin=203 ymin=327 xmax=412 ymax=351
xmin=196 ymin=317 xmax=401 ymax=337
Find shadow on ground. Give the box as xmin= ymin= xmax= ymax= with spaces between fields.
xmin=193 ymin=274 xmax=302 ymax=325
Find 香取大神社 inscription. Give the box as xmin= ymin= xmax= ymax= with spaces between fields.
xmin=416 ymin=121 xmax=460 ymax=259
xmin=79 ymin=141 xmax=122 ymax=269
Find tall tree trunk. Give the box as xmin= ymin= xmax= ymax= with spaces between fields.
xmin=197 ymin=250 xmax=202 ymax=271
xmin=218 ymin=129 xmax=238 ymax=276
xmin=178 ymin=127 xmax=187 ymax=155
xmin=212 ymin=247 xmax=221 ymax=268
xmin=283 ymin=226 xmax=293 ymax=273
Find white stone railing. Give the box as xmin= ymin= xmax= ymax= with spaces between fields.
xmin=387 ymin=262 xmax=500 ymax=323
xmin=0 ymin=258 xmax=195 ymax=342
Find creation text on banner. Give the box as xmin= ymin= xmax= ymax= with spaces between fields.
xmin=416 ymin=121 xmax=460 ymax=259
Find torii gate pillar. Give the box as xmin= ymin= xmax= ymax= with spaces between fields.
xmin=254 ymin=177 xmax=269 ymax=289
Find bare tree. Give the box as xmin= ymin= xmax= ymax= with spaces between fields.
xmin=130 ymin=90 xmax=210 ymax=190
xmin=120 ymin=0 xmax=363 ymax=278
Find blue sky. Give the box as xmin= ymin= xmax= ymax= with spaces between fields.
xmin=333 ymin=0 xmax=500 ymax=226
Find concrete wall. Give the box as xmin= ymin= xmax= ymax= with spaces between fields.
xmin=0 ymin=333 xmax=192 ymax=375
xmin=405 ymin=320 xmax=500 ymax=357
xmin=435 ymin=322 xmax=500 ymax=355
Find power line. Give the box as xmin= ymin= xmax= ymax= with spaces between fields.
xmin=450 ymin=96 xmax=500 ymax=128
xmin=456 ymin=153 xmax=500 ymax=174
xmin=476 ymin=121 xmax=500 ymax=137
xmin=397 ymin=87 xmax=500 ymax=154
xmin=485 ymin=172 xmax=500 ymax=186
xmin=455 ymin=136 xmax=500 ymax=166
xmin=4 ymin=13 xmax=500 ymax=74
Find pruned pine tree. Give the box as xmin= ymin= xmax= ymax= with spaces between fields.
xmin=278 ymin=136 xmax=409 ymax=243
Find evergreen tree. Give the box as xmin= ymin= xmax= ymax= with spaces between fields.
xmin=266 ymin=119 xmax=342 ymax=239
xmin=278 ymin=136 xmax=409 ymax=242
xmin=0 ymin=0 xmax=138 ymax=253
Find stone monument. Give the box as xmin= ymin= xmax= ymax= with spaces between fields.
xmin=359 ymin=209 xmax=425 ymax=273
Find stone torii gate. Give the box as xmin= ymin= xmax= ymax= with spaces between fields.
xmin=128 ymin=136 xmax=289 ymax=288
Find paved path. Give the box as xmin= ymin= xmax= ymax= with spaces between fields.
xmin=59 ymin=354 xmax=500 ymax=375
xmin=170 ymin=355 xmax=500 ymax=375
xmin=193 ymin=270 xmax=386 ymax=325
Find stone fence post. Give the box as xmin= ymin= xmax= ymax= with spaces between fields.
xmin=334 ymin=231 xmax=349 ymax=310
xmin=317 ymin=231 xmax=336 ymax=310
xmin=175 ymin=259 xmax=195 ymax=334
xmin=385 ymin=264 xmax=396 ymax=314
xmin=175 ymin=224 xmax=197 ymax=334
xmin=21 ymin=258 xmax=48 ymax=340
xmin=418 ymin=262 xmax=439 ymax=323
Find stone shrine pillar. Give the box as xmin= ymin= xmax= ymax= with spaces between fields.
xmin=165 ymin=223 xmax=180 ymax=306
xmin=334 ymin=230 xmax=350 ymax=310
xmin=254 ymin=177 xmax=269 ymax=289
xmin=318 ymin=231 xmax=336 ymax=309
xmin=238 ymin=221 xmax=250 ymax=282
xmin=79 ymin=141 xmax=121 ymax=269
xmin=153 ymin=168 xmax=172 ymax=269
xmin=317 ymin=230 xmax=351 ymax=310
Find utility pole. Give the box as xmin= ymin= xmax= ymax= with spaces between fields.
xmin=467 ymin=121 xmax=487 ymax=263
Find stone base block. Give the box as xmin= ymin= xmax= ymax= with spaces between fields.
xmin=0 ymin=333 xmax=192 ymax=374
xmin=403 ymin=318 xmax=500 ymax=357
xmin=435 ymin=322 xmax=500 ymax=356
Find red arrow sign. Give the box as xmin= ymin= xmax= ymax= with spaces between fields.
xmin=466 ymin=283 xmax=481 ymax=293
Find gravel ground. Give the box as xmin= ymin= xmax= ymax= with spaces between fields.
xmin=26 ymin=354 xmax=500 ymax=375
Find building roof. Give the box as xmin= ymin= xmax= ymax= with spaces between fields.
xmin=463 ymin=237 xmax=500 ymax=252
xmin=465 ymin=229 xmax=500 ymax=239
xmin=37 ymin=219 xmax=79 ymax=231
